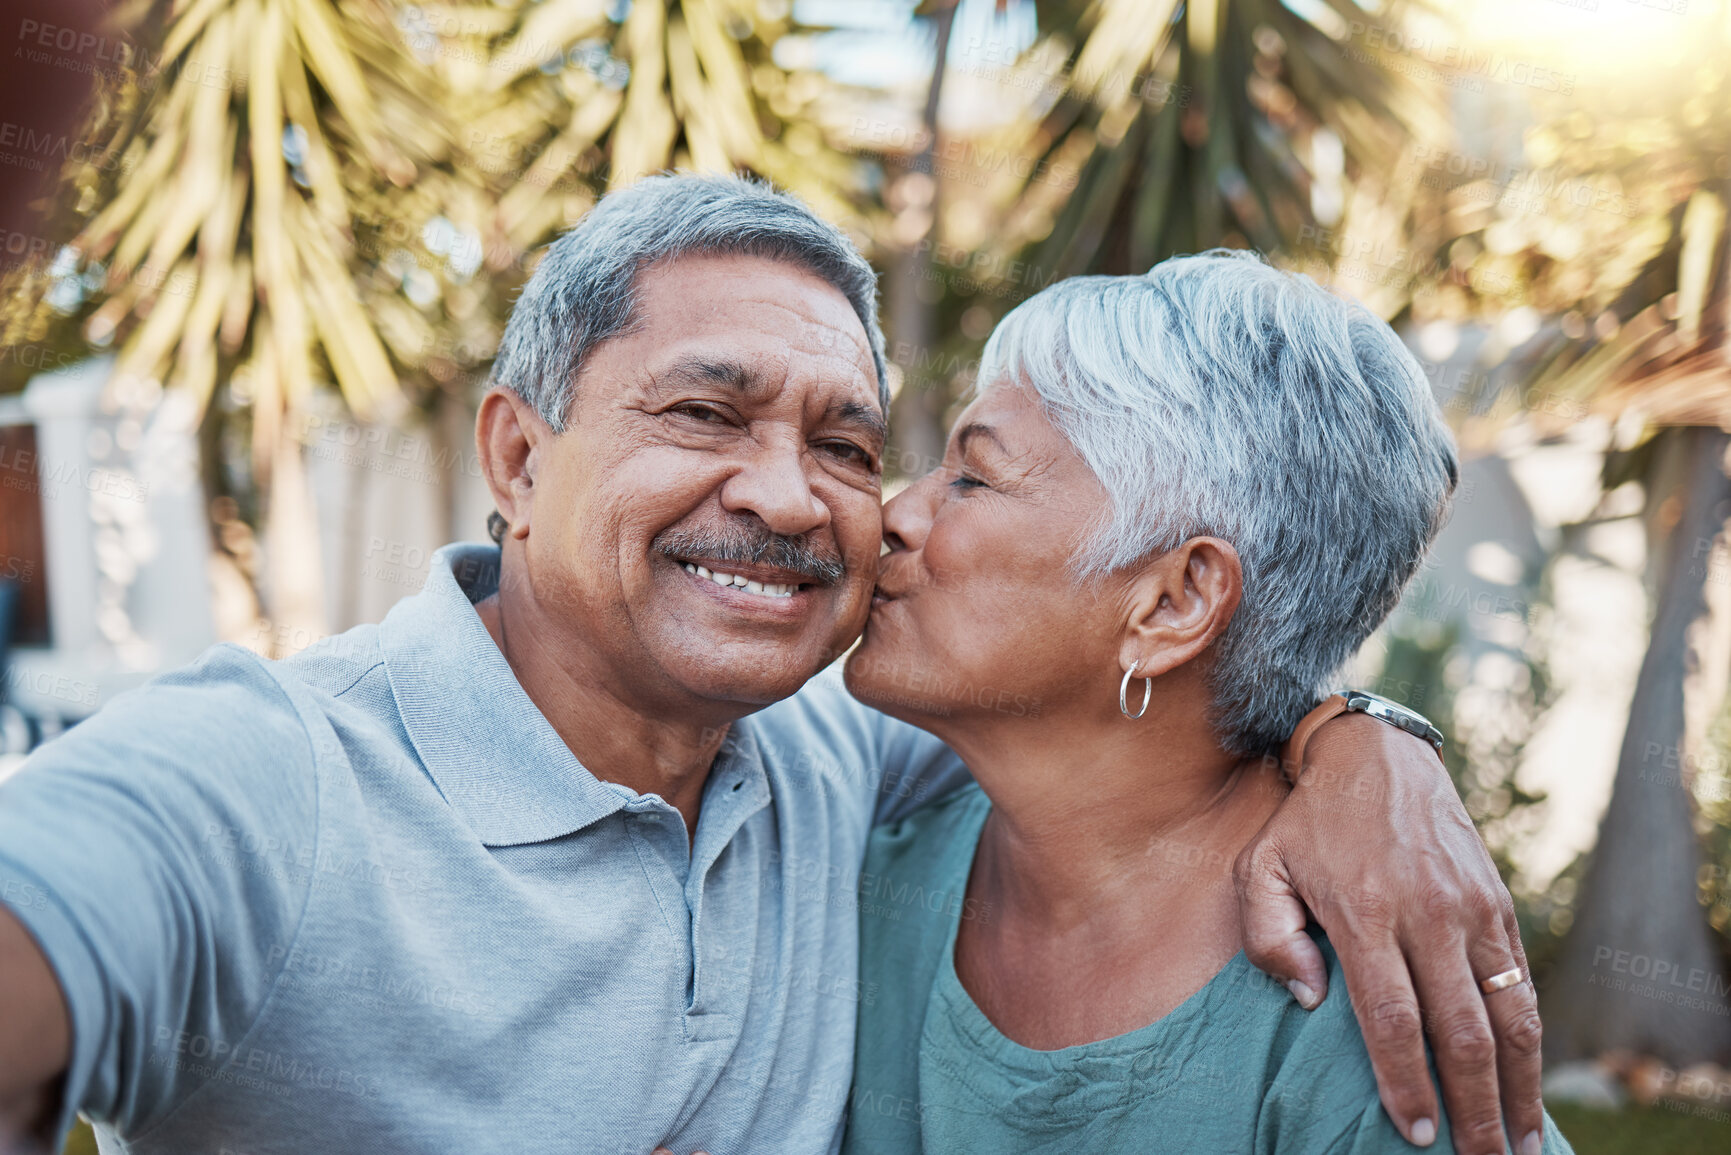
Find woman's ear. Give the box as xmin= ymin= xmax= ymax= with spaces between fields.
xmin=475 ymin=387 xmax=546 ymax=542
xmin=1119 ymin=537 xmax=1244 ymax=679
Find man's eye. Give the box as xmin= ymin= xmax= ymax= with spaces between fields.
xmin=671 ymin=403 xmax=727 ymax=423
xmin=820 ymin=441 xmax=872 ymax=466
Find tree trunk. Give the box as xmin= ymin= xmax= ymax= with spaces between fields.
xmin=884 ymin=1 xmax=958 ymax=480
xmin=262 ymin=417 xmax=328 ymax=657
xmin=1542 ymin=425 xmax=1731 ymax=1064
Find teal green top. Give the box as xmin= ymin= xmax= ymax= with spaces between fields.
xmin=844 ymin=784 xmax=1573 ymax=1155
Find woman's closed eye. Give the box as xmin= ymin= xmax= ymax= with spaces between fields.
xmin=949 ymin=471 xmax=988 ymax=491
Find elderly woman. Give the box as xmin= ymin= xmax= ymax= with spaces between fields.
xmin=840 ymin=253 xmax=1571 ymax=1154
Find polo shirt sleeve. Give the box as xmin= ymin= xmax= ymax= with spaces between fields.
xmin=870 ymin=710 xmax=971 ymax=827
xmin=0 ymin=644 xmax=318 ymax=1148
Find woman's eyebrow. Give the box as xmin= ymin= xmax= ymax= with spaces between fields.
xmin=955 ymin=422 xmax=1011 ymax=457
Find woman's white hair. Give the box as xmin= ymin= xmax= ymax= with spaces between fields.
xmin=979 ymin=250 xmax=1458 ymax=756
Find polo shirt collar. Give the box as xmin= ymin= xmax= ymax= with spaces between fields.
xmin=380 ymin=543 xmax=632 ymax=846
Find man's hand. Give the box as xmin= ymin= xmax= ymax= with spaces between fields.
xmin=1233 ymin=713 xmax=1542 ymax=1155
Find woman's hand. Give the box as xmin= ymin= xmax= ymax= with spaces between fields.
xmin=1233 ymin=713 xmax=1543 ymax=1155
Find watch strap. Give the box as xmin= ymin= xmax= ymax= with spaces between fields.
xmin=1278 ymin=693 xmax=1350 ymax=785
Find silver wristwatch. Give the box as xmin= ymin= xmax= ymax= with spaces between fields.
xmin=1339 ymin=690 xmax=1445 ymax=754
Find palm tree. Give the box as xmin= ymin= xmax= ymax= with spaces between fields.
xmin=1 ymin=0 xmax=458 ymax=647
xmin=883 ymin=0 xmax=1439 ymax=468
xmin=0 ymin=0 xmax=864 ymax=648
xmin=1408 ymin=28 xmax=1731 ymax=1064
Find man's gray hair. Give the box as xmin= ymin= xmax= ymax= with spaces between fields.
xmin=491 ymin=173 xmax=888 ymax=430
xmin=979 ymin=250 xmax=1458 ymax=756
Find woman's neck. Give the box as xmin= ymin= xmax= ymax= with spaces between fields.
xmin=955 ymin=703 xmax=1282 ymax=917
xmin=944 ymin=694 xmax=1288 ymax=1049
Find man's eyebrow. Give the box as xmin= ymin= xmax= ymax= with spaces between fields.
xmin=830 ymin=399 xmax=888 ymax=444
xmin=658 ymin=356 xmax=758 ymax=391
xmin=955 ymin=422 xmax=1010 ymax=457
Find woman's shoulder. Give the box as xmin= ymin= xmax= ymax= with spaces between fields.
xmin=857 ymin=783 xmax=990 ymax=965
xmin=865 ymin=780 xmax=991 ymax=867
xmin=1254 ymin=935 xmax=1390 ymax=1141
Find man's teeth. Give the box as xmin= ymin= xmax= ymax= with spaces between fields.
xmin=682 ymin=562 xmax=797 ymax=598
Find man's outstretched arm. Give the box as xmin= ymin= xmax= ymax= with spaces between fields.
xmin=0 ymin=906 xmax=69 ymax=1154
xmin=1234 ymin=711 xmax=1543 ymax=1155
xmin=0 ymin=648 xmax=319 ymax=1152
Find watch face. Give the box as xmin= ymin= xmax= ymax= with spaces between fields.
xmin=1343 ymin=691 xmax=1444 ymax=750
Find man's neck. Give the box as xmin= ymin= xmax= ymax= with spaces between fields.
xmin=472 ymin=590 xmax=737 ymax=837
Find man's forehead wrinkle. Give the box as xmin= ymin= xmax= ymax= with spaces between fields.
xmin=727 ymin=289 xmax=873 ymax=365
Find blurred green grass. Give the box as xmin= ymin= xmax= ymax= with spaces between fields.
xmin=58 ymin=1102 xmax=1731 ymax=1153
xmin=1546 ymin=1102 xmax=1730 ymax=1154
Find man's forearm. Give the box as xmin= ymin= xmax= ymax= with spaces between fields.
xmin=1236 ymin=705 xmax=1546 ymax=1155
xmin=0 ymin=1084 xmax=59 ymax=1155
xmin=0 ymin=905 xmax=70 ymax=1151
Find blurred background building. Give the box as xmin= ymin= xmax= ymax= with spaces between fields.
xmin=3 ymin=0 xmax=1731 ymax=1150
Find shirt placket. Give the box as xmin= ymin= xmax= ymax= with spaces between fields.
xmin=683 ymin=732 xmax=771 ymax=1033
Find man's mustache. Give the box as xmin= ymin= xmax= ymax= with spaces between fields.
xmin=654 ymin=520 xmax=847 ymax=586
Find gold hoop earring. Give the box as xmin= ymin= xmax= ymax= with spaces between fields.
xmin=1119 ymin=660 xmax=1152 ymax=719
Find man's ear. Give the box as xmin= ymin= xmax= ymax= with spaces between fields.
xmin=1119 ymin=537 xmax=1244 ymax=679
xmin=475 ymin=387 xmax=548 ymax=541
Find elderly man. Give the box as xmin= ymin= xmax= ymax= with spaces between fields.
xmin=0 ymin=176 xmax=1539 ymax=1155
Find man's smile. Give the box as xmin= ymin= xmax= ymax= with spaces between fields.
xmin=669 ymin=554 xmax=827 ymax=617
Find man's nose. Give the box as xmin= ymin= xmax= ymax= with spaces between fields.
xmin=718 ymin=438 xmax=829 ymax=538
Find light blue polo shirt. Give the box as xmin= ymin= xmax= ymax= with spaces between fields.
xmin=0 ymin=543 xmax=966 ymax=1155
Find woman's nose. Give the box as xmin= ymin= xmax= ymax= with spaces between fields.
xmin=880 ymin=473 xmax=937 ymax=554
